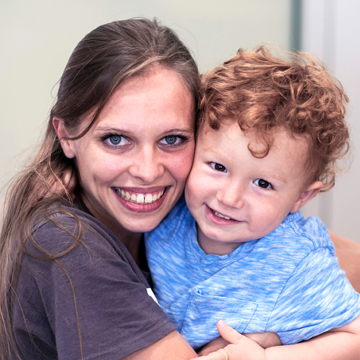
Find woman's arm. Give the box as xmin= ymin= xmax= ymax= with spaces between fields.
xmin=124 ymin=330 xmax=197 ymax=360
xmin=330 ymin=231 xmax=360 ymax=292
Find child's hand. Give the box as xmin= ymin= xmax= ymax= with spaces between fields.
xmin=198 ymin=330 xmax=281 ymax=356
xmin=191 ymin=320 xmax=267 ymax=360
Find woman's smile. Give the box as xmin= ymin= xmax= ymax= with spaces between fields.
xmin=113 ymin=187 xmax=166 ymax=204
xmin=113 ymin=186 xmax=168 ymax=213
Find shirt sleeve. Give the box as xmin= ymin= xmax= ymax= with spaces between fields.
xmin=266 ymin=246 xmax=360 ymax=345
xmin=14 ymin=214 xmax=175 ymax=360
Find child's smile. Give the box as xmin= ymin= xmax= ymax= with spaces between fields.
xmin=206 ymin=204 xmax=240 ymax=223
xmin=185 ymin=121 xmax=322 ymax=255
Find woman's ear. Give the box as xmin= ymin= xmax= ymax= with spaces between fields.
xmin=52 ymin=117 xmax=76 ymax=159
xmin=290 ymin=181 xmax=323 ymax=213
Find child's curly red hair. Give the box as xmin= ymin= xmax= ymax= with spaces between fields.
xmin=199 ymin=46 xmax=350 ymax=191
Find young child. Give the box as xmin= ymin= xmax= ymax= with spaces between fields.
xmin=145 ymin=46 xmax=360 ymax=357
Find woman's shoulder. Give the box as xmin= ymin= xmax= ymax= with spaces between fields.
xmin=28 ymin=203 xmax=124 ymax=258
xmin=32 ymin=202 xmax=103 ymax=231
xmin=22 ymin=202 xmax=147 ymax=289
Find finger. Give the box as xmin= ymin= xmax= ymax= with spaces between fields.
xmin=217 ymin=320 xmax=244 ymax=345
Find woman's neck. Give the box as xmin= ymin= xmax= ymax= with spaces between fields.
xmin=79 ymin=196 xmax=143 ymax=265
xmin=119 ymin=230 xmax=143 ymax=265
xmin=103 ymin=222 xmax=143 ymax=265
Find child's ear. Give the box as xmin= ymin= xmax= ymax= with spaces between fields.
xmin=290 ymin=181 xmax=323 ymax=213
xmin=52 ymin=117 xmax=76 ymax=159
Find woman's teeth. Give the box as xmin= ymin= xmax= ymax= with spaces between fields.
xmin=115 ymin=188 xmax=165 ymax=204
xmin=213 ymin=210 xmax=231 ymax=220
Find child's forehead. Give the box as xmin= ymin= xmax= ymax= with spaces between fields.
xmin=197 ymin=118 xmax=237 ymax=136
xmin=197 ymin=118 xmax=266 ymax=143
xmin=198 ymin=120 xmax=309 ymax=161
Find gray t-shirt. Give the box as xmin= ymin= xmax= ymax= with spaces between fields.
xmin=12 ymin=204 xmax=175 ymax=359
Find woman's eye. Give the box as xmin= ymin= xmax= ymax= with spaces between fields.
xmin=159 ymin=136 xmax=183 ymax=146
xmin=210 ymin=162 xmax=227 ymax=172
xmin=104 ymin=135 xmax=129 ymax=147
xmin=254 ymin=178 xmax=272 ymax=189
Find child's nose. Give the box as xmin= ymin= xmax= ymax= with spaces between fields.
xmin=217 ymin=180 xmax=245 ymax=209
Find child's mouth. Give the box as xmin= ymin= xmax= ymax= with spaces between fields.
xmin=212 ymin=209 xmax=233 ymax=221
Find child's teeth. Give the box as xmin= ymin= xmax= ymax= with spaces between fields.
xmin=214 ymin=211 xmax=231 ymax=220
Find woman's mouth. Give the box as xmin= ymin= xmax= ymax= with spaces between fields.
xmin=114 ymin=188 xmax=166 ymax=204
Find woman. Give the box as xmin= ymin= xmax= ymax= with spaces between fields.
xmin=0 ymin=18 xmax=359 ymax=360
xmin=0 ymin=18 xmax=198 ymax=359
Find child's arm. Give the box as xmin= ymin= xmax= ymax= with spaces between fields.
xmin=192 ymin=316 xmax=360 ymax=360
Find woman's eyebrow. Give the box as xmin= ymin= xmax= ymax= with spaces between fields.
xmin=94 ymin=126 xmax=128 ymax=132
xmin=94 ymin=126 xmax=194 ymax=134
xmin=163 ymin=128 xmax=194 ymax=134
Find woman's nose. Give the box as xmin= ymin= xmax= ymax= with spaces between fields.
xmin=128 ymin=146 xmax=165 ymax=183
xmin=216 ymin=180 xmax=245 ymax=209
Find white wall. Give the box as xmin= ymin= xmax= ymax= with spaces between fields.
xmin=0 ymin=0 xmax=290 ymax=199
xmin=301 ymin=0 xmax=360 ymax=243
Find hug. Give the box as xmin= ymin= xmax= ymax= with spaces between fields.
xmin=1 ymin=18 xmax=359 ymax=360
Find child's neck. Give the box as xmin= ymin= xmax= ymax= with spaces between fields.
xmin=196 ymin=224 xmax=243 ymax=256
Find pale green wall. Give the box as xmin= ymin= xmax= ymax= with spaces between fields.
xmin=0 ymin=0 xmax=291 ymax=198
xmin=3 ymin=1 xmax=358 ymax=243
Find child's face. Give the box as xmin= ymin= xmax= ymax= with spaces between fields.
xmin=185 ymin=121 xmax=321 ymax=255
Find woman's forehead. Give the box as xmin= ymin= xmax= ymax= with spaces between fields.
xmin=88 ymin=68 xmax=195 ymax=133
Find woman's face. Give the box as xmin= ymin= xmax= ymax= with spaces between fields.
xmin=59 ymin=67 xmax=195 ymax=237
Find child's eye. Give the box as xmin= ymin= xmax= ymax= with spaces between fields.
xmin=210 ymin=162 xmax=227 ymax=172
xmin=254 ymin=178 xmax=273 ymax=189
xmin=159 ymin=135 xmax=184 ymax=146
xmin=103 ymin=135 xmax=130 ymax=147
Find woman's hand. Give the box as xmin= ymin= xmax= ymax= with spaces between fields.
xmin=192 ymin=321 xmax=269 ymax=360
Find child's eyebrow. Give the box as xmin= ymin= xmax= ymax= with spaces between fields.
xmin=202 ymin=146 xmax=220 ymax=155
xmin=267 ymin=172 xmax=288 ymax=184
